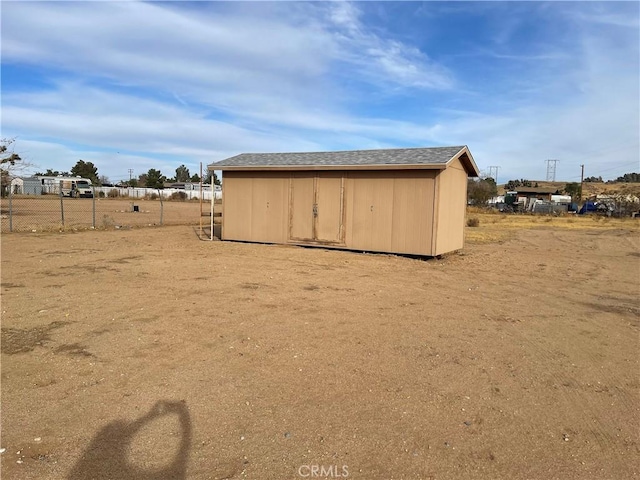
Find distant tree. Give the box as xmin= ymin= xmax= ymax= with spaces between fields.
xmin=584 ymin=176 xmax=603 ymax=183
xmin=467 ymin=178 xmax=498 ymax=205
xmin=175 ymin=164 xmax=190 ymax=183
xmin=505 ymin=179 xmax=518 ymax=190
xmin=35 ymin=168 xmax=70 ymax=177
xmin=71 ymin=160 xmax=99 ymax=184
xmin=203 ymin=170 xmax=221 ymax=185
xmin=136 ymin=174 xmax=148 ymax=187
xmin=505 ymin=178 xmax=533 ymax=190
xmin=98 ymin=174 xmax=110 ymax=186
xmin=145 ymin=169 xmax=166 ymax=189
xmin=190 ymin=173 xmax=201 ymax=183
xmin=484 ymin=176 xmax=497 ymax=192
xmin=124 ymin=178 xmax=139 ymax=187
xmin=564 ymin=182 xmax=582 ymax=201
xmin=614 ymin=173 xmax=640 ymax=183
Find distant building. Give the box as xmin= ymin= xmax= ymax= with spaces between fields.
xmin=511 ymin=186 xmax=560 ymax=202
xmin=10 ymin=176 xmax=43 ymax=195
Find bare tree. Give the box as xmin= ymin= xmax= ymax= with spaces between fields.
xmin=1 ymin=138 xmax=37 ymax=197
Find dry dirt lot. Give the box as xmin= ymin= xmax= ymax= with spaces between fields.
xmin=1 ymin=216 xmax=638 ymax=479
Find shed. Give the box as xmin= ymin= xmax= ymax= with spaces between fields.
xmin=10 ymin=176 xmax=42 ymax=195
xmin=210 ymin=145 xmax=479 ymax=256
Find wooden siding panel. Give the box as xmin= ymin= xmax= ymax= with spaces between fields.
xmin=250 ymin=173 xmax=288 ymax=243
xmin=222 ymin=172 xmax=288 ymax=243
xmin=222 ymin=172 xmax=252 ymax=241
xmin=289 ymin=174 xmax=315 ymax=241
xmin=348 ymin=172 xmax=393 ymax=252
xmin=434 ymin=158 xmax=468 ymax=255
xmin=390 ymin=172 xmax=435 ymax=255
xmin=316 ymin=173 xmax=344 ymax=243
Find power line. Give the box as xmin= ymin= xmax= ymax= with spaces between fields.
xmin=561 ymin=143 xmax=640 ymax=166
xmin=563 ymin=160 xmax=639 ymax=181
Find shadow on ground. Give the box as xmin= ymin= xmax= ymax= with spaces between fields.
xmin=68 ymin=400 xmax=192 ymax=480
xmin=194 ymin=224 xmax=221 ymax=241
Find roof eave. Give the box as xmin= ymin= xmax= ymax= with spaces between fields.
xmin=210 ymin=163 xmax=449 ymax=172
xmin=447 ymin=146 xmax=480 ymax=177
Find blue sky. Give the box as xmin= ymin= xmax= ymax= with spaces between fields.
xmin=1 ymin=1 xmax=638 ymax=184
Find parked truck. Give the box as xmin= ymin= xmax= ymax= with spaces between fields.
xmin=60 ymin=178 xmax=93 ymax=198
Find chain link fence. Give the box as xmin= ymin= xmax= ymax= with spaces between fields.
xmin=1 ymin=187 xmax=217 ymax=233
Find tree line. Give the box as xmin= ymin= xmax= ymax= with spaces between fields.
xmin=34 ymin=160 xmax=220 ymax=189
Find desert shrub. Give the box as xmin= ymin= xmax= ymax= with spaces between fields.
xmin=467 ymin=217 xmax=480 ymax=227
xmin=98 ymin=191 xmax=106 ymax=198
xmin=149 ymin=192 xmax=159 ymax=200
xmin=169 ymin=191 xmax=187 ymax=201
xmin=107 ymin=189 xmax=119 ymax=198
xmin=102 ymin=215 xmax=114 ymax=228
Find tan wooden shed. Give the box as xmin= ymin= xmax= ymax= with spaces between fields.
xmin=210 ymin=145 xmax=479 ymax=256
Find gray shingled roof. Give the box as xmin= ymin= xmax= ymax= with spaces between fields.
xmin=213 ymin=146 xmax=466 ymax=168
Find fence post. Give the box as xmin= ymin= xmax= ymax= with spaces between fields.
xmin=8 ymin=186 xmax=13 ymax=232
xmin=60 ymin=190 xmax=65 ymax=227
xmin=158 ymin=188 xmax=163 ymax=225
xmin=92 ymin=186 xmax=96 ymax=228
xmin=210 ymin=186 xmax=214 ymax=241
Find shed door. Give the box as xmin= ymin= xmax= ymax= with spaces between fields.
xmin=315 ymin=173 xmax=344 ymax=243
xmin=289 ymin=173 xmax=344 ymax=244
xmin=290 ymin=174 xmax=315 ymax=241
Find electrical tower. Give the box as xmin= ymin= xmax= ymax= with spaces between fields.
xmin=488 ymin=166 xmax=500 ymax=185
xmin=545 ymin=159 xmax=559 ymax=182
xmin=128 ymin=169 xmax=134 ymax=181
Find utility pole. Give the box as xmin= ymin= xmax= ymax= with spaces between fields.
xmin=128 ymin=168 xmax=134 ymax=182
xmin=580 ymin=164 xmax=585 ymax=205
xmin=488 ymin=166 xmax=500 ymax=185
xmin=545 ymin=159 xmax=559 ymax=182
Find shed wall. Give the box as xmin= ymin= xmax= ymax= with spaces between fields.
xmin=222 ymin=172 xmax=288 ymax=243
xmin=222 ymin=168 xmax=464 ymax=256
xmin=344 ymin=171 xmax=436 ymax=255
xmin=434 ymin=158 xmax=468 ymax=255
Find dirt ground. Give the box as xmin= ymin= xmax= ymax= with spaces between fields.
xmin=1 ymin=218 xmax=638 ymax=479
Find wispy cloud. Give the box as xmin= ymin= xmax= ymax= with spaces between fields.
xmin=1 ymin=1 xmax=638 ymax=182
xmin=325 ymin=2 xmax=454 ymax=90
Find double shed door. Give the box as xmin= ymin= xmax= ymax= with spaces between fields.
xmin=289 ymin=173 xmax=345 ymax=245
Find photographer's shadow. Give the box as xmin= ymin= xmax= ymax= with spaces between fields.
xmin=68 ymin=400 xmax=192 ymax=480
